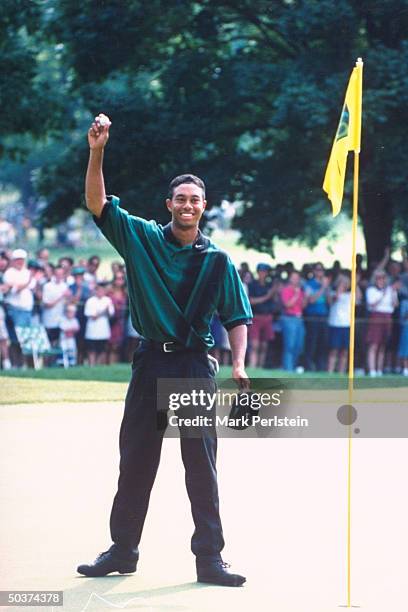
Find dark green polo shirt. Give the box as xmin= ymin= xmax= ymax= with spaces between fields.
xmin=93 ymin=195 xmax=252 ymax=349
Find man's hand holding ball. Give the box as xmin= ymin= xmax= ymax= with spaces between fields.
xmin=88 ymin=113 xmax=111 ymax=150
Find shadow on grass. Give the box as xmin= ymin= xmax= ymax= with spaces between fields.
xmin=64 ymin=577 xmax=213 ymax=611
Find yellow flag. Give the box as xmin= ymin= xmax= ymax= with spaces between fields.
xmin=323 ymin=59 xmax=363 ymax=216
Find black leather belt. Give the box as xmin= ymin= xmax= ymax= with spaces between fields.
xmin=141 ymin=339 xmax=207 ymax=353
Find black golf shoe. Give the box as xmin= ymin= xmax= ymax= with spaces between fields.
xmin=196 ymin=559 xmax=246 ymax=587
xmin=77 ymin=547 xmax=137 ymax=577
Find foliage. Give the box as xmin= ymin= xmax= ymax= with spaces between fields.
xmin=2 ymin=0 xmax=408 ymax=263
xmin=0 ymin=0 xmax=70 ymax=158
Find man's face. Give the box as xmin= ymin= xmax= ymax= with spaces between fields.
xmin=290 ymin=272 xmax=301 ymax=286
xmin=314 ymin=265 xmax=324 ymax=280
xmin=66 ymin=307 xmax=76 ymax=319
xmin=13 ymin=258 xmax=25 ymax=270
xmin=375 ymin=274 xmax=386 ymax=288
xmin=59 ymin=258 xmax=72 ymax=271
xmin=54 ymin=267 xmax=65 ymax=282
xmin=257 ymin=269 xmax=269 ymax=282
xmin=166 ymin=183 xmax=207 ymax=229
xmin=88 ymin=258 xmax=100 ymax=273
xmin=38 ymin=249 xmax=49 ymax=261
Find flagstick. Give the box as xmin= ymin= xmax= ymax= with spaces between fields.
xmin=347 ymin=148 xmax=360 ymax=607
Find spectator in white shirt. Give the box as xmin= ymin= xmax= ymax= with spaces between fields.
xmin=3 ymin=249 xmax=34 ymax=330
xmin=41 ymin=266 xmax=71 ymax=345
xmin=366 ymin=270 xmax=398 ymax=376
xmin=59 ymin=303 xmax=80 ymax=366
xmin=84 ymin=283 xmax=114 ymax=365
xmin=327 ymin=274 xmax=361 ymax=374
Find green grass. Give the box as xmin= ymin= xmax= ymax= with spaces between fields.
xmin=1 ymin=377 xmax=128 ymax=404
xmin=1 ymin=364 xmax=407 ymax=404
xmin=1 ymin=363 xmax=131 ymax=382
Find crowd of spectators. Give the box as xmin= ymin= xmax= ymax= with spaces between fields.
xmin=221 ymin=248 xmax=408 ymax=375
xmin=1 ymin=244 xmax=408 ymax=375
xmin=0 ymin=248 xmax=140 ymax=369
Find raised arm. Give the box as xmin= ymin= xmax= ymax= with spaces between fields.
xmin=85 ymin=114 xmax=111 ymax=218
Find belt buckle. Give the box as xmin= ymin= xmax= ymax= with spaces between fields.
xmin=163 ymin=342 xmax=175 ymax=353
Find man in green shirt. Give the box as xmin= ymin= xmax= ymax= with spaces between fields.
xmin=77 ymin=114 xmax=252 ymax=587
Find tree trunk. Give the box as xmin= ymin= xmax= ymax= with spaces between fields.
xmin=359 ymin=188 xmax=393 ymax=269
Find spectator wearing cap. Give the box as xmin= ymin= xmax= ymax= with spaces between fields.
xmin=248 ymin=263 xmax=278 ymax=367
xmin=84 ymin=283 xmax=114 ymax=365
xmin=280 ymin=270 xmax=307 ymax=371
xmin=41 ymin=265 xmax=72 ymax=345
xmin=303 ymin=263 xmax=330 ymax=371
xmin=3 ymin=249 xmax=34 ymax=330
xmin=366 ymin=270 xmax=398 ymax=377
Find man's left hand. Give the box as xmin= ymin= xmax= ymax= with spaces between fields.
xmin=232 ymin=364 xmax=250 ymax=390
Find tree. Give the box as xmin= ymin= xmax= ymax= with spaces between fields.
xmin=6 ymin=0 xmax=408 ymax=265
xmin=0 ymin=0 xmax=68 ymax=155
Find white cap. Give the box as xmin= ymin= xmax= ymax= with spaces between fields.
xmin=11 ymin=248 xmax=28 ymax=260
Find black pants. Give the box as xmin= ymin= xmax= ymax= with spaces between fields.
xmin=109 ymin=344 xmax=225 ymax=562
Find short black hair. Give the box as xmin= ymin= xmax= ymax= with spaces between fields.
xmin=59 ymin=256 xmax=74 ymax=266
xmin=168 ymin=174 xmax=206 ymax=199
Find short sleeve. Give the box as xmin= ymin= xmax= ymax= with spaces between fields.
xmin=92 ymin=195 xmax=149 ymax=258
xmin=217 ymin=257 xmax=253 ymax=331
xmin=280 ymin=285 xmax=290 ymax=305
xmin=84 ymin=298 xmax=95 ymax=318
xmin=41 ymin=283 xmax=52 ymax=304
xmin=366 ymin=286 xmax=376 ymax=306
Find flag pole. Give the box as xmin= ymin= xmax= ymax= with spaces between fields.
xmin=346 ymin=148 xmax=359 ymax=608
xmin=346 ymin=57 xmax=363 ymax=608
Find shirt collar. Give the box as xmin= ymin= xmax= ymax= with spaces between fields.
xmin=163 ymin=223 xmax=209 ymax=251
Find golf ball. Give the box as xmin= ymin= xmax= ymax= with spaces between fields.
xmin=97 ymin=115 xmax=109 ymax=126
